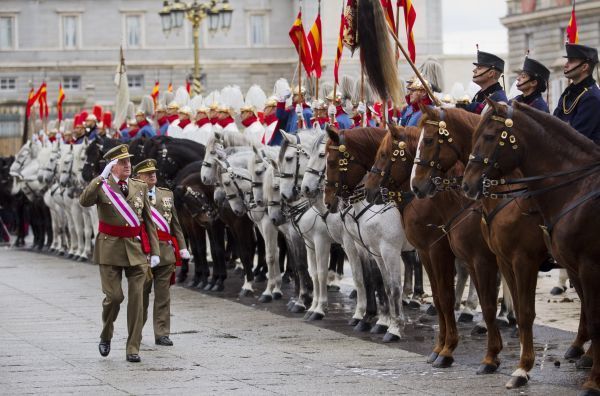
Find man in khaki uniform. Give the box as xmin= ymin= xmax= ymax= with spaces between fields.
xmin=133 ymin=159 xmax=189 ymax=346
xmin=79 ymin=144 xmax=160 ymax=363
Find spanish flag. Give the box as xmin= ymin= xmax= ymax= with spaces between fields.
xmin=57 ymin=83 xmax=65 ymax=122
xmin=26 ymin=87 xmax=40 ymax=118
xmin=381 ymin=0 xmax=396 ymax=34
xmin=289 ymin=10 xmax=314 ymax=76
xmin=307 ymin=11 xmax=322 ymax=78
xmin=566 ymin=1 xmax=579 ymax=44
xmin=399 ymin=0 xmax=417 ymax=62
xmin=38 ymin=82 xmax=48 ymax=120
xmin=334 ymin=11 xmax=345 ymax=84
xmin=151 ymin=81 xmax=159 ymax=108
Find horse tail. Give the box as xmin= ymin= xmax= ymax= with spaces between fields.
xmin=357 ymin=0 xmax=403 ymax=106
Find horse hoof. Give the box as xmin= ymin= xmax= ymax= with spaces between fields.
xmin=211 ymin=283 xmax=224 ymax=292
xmin=239 ymin=289 xmax=253 ymax=298
xmin=308 ymin=312 xmax=324 ymax=321
xmin=327 ymin=285 xmax=340 ymax=292
xmin=203 ymin=282 xmax=214 ymax=291
xmin=258 ymin=294 xmax=273 ymax=303
xmin=349 ymin=289 xmax=357 ymax=299
xmin=348 ymin=318 xmax=360 ymax=327
xmin=290 ymin=304 xmax=306 ymax=314
xmin=427 ymin=352 xmax=439 ymax=364
xmin=476 ymin=362 xmax=499 ymax=374
xmin=426 ymin=304 xmax=437 ymax=316
xmin=495 ymin=317 xmax=511 ymax=328
xmin=353 ymin=320 xmax=371 ymax=332
xmin=471 ymin=325 xmax=488 ymax=335
xmin=432 ymin=355 xmax=454 ymax=368
xmin=273 ymin=292 xmax=283 ymax=300
xmin=408 ymin=300 xmax=421 ymax=310
xmin=303 ymin=311 xmax=313 ymax=320
xmin=286 ymin=300 xmax=296 ymax=310
xmin=576 ymin=355 xmax=593 ymax=370
xmin=550 ymin=286 xmax=567 ymax=296
xmin=578 ymin=388 xmax=600 ymax=396
xmin=67 ymin=254 xmax=74 ymax=259
xmin=370 ymin=324 xmax=388 ymax=335
xmin=254 ymin=273 xmax=267 ymax=283
xmin=458 ymin=312 xmax=474 ymax=323
xmin=505 ymin=375 xmax=529 ymax=389
xmin=382 ymin=332 xmax=400 ymax=343
xmin=565 ymin=345 xmax=585 ymax=360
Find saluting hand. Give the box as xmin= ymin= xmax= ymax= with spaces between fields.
xmin=101 ymin=159 xmax=118 ymax=179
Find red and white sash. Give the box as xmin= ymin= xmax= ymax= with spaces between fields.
xmin=150 ymin=207 xmax=170 ymax=234
xmin=101 ymin=181 xmax=140 ymax=227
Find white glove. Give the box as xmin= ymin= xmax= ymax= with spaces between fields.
xmin=357 ymin=102 xmax=367 ymax=115
xmin=327 ymin=104 xmax=336 ymax=117
xmin=150 ymin=255 xmax=160 ymax=268
xmin=179 ymin=249 xmax=191 ymax=259
xmin=295 ymin=104 xmax=303 ymax=116
xmin=101 ymin=159 xmax=118 ymax=179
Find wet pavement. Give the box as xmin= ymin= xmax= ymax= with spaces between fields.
xmin=0 ymin=246 xmax=587 ymax=395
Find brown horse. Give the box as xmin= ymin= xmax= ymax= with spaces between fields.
xmin=462 ymin=99 xmax=600 ymax=395
xmin=404 ymin=108 xmax=508 ymax=376
xmin=410 ymin=105 xmax=581 ymax=388
xmin=363 ymin=125 xmax=462 ymax=368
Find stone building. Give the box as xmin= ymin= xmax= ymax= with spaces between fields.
xmin=501 ymin=0 xmax=600 ymax=110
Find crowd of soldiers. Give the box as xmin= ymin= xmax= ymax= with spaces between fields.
xmin=19 ymin=42 xmax=599 ymax=362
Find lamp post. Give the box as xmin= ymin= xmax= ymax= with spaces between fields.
xmin=159 ymin=0 xmax=233 ymax=95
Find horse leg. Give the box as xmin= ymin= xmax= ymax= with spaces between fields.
xmin=278 ymin=232 xmax=289 ymax=282
xmin=43 ymin=203 xmax=52 ymax=251
xmin=579 ymin=261 xmax=600 ymax=394
xmin=381 ymin=247 xmax=405 ymax=343
xmin=308 ymin=237 xmax=331 ymax=321
xmin=304 ymin=247 xmax=319 ymax=318
xmin=235 ymin=222 xmax=256 ymax=297
xmin=327 ymin=243 xmax=344 ymax=290
xmin=190 ymin=227 xmax=210 ymax=289
xmin=254 ymin=228 xmax=268 ymax=282
xmin=370 ymin=262 xmax=390 ymax=335
xmin=344 ymin=235 xmax=368 ymax=325
xmin=565 ymin=270 xmax=589 ymax=360
xmin=258 ymin=221 xmax=280 ymax=303
xmin=455 ymin=260 xmax=468 ymax=311
xmin=401 ymin=250 xmax=415 ymax=305
xmin=207 ymin=222 xmax=227 ymax=290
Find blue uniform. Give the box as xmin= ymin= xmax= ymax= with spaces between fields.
xmin=553 ymin=76 xmax=600 ymax=144
xmin=159 ymin=122 xmax=169 ymax=135
xmin=276 ymin=102 xmax=313 ymax=133
xmin=134 ymin=123 xmax=156 ymax=140
xmin=510 ymin=92 xmax=549 ymax=113
xmin=86 ymin=126 xmax=99 ymax=141
xmin=400 ymin=105 xmax=432 ymax=127
xmin=335 ymin=109 xmax=354 ymax=129
xmin=464 ymin=82 xmax=508 ymax=114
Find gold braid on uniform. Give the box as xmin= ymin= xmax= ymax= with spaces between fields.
xmin=562 ymin=87 xmax=588 ymax=115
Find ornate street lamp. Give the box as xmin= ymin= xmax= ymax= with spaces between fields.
xmin=159 ymin=0 xmax=234 ymax=94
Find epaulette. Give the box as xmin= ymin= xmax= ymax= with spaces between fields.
xmin=130 ymin=177 xmax=144 ymax=184
xmin=157 ymin=186 xmax=172 ymax=192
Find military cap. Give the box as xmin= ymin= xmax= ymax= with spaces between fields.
xmin=167 ymin=101 xmax=180 ymax=110
xmin=520 ymin=57 xmax=550 ymax=82
xmin=239 ymin=104 xmax=256 ymax=113
xmin=264 ymin=96 xmax=278 ymax=108
xmin=103 ymin=144 xmax=134 ymax=161
xmin=292 ymin=85 xmax=306 ymax=95
xmin=564 ymin=43 xmax=599 ymax=64
xmin=133 ymin=159 xmax=158 ymax=175
xmin=407 ymin=77 xmax=431 ymax=91
xmin=178 ymin=106 xmax=193 ymax=116
xmin=473 ymin=50 xmax=505 ymax=72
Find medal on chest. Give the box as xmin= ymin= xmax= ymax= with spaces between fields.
xmin=162 ymin=196 xmax=173 ymax=223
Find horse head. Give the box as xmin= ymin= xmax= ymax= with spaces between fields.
xmin=216 ymin=158 xmax=252 ymax=217
xmin=201 ymin=133 xmax=224 ymax=185
xmin=277 ymin=130 xmax=314 ymax=202
xmin=59 ymin=145 xmax=74 ymax=187
xmin=264 ymin=164 xmax=286 ymax=226
xmin=300 ymin=133 xmax=327 ymax=199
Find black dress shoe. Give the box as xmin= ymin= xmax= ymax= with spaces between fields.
xmin=155 ymin=336 xmax=174 ymax=346
xmin=98 ymin=341 xmax=111 ymax=357
xmin=126 ymin=354 xmax=141 ymax=363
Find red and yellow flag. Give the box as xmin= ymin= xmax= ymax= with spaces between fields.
xmin=57 ymin=83 xmax=65 ymax=122
xmin=26 ymin=87 xmax=40 ymax=118
xmin=334 ymin=11 xmax=345 ymax=84
xmin=566 ymin=1 xmax=579 ymax=44
xmin=399 ymin=0 xmax=416 ymax=62
xmin=289 ymin=10 xmax=314 ymax=76
xmin=151 ymin=81 xmax=159 ymax=107
xmin=307 ymin=11 xmax=322 ymax=78
xmin=37 ymin=82 xmax=48 ymax=120
xmin=381 ymin=0 xmax=396 ymax=34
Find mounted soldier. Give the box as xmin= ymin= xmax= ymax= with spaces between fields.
xmin=400 ymin=78 xmax=434 ymax=127
xmin=276 ymin=85 xmax=313 ymax=133
xmin=458 ymin=50 xmax=508 ymax=114
xmin=133 ymin=159 xmax=189 ymax=347
xmin=79 ymin=144 xmax=160 ymax=363
xmin=510 ymin=57 xmax=550 ymax=112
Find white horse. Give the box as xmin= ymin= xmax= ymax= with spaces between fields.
xmin=58 ymin=145 xmax=84 ymax=259
xmin=200 ymin=130 xmax=252 ymax=186
xmin=70 ymin=140 xmax=96 ymax=260
xmin=40 ymin=141 xmax=69 ymax=254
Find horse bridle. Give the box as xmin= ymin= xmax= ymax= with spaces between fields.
xmin=326 ymin=130 xmax=365 ymax=200
xmin=305 ymin=136 xmax=327 ymax=189
xmin=414 ymin=110 xmax=463 ymax=190
xmin=280 ymin=134 xmax=309 ymax=197
xmin=369 ymin=135 xmax=415 ymax=205
xmin=157 ymin=143 xmax=179 ymax=189
xmin=221 ymin=160 xmax=253 ymax=211
xmin=183 ymin=186 xmax=218 ymax=221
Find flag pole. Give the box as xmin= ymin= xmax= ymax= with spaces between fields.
xmin=315 ymin=0 xmax=321 ymax=101
xmin=395 ymin=1 xmax=401 ymax=66
xmin=387 ymin=25 xmax=441 ymax=106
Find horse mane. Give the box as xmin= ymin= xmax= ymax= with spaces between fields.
xmin=345 ymin=127 xmax=388 ymax=164
xmin=514 ymin=103 xmax=600 ymax=159
xmin=419 ymin=107 xmax=480 ymax=131
xmin=309 ymin=132 xmax=327 ymax=155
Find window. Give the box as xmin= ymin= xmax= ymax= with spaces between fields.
xmin=249 ymin=14 xmax=266 ymax=47
xmin=62 ymin=15 xmax=79 ymax=49
xmin=63 ymin=76 xmax=81 ymax=90
xmin=525 ymin=32 xmax=534 ymax=52
xmin=0 ymin=77 xmax=16 ymax=90
xmin=560 ymin=27 xmax=567 ymax=48
xmin=128 ymin=74 xmax=144 ymax=89
xmin=125 ymin=15 xmax=142 ymax=48
xmin=0 ymin=16 xmax=15 ymax=49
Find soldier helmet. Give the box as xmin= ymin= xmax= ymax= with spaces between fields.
xmin=564 ymin=43 xmax=599 ymax=64
xmin=473 ymin=50 xmax=505 ymax=72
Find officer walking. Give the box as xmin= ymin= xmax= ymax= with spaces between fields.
xmin=510 ymin=57 xmax=551 ymax=112
xmin=133 ymin=159 xmax=190 ymax=347
xmin=459 ymin=50 xmax=508 ymax=114
xmin=79 ymin=144 xmax=160 ymax=363
xmin=553 ymin=43 xmax=600 ymax=143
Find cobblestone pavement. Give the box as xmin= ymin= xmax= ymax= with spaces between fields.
xmin=0 ymin=247 xmax=586 ymax=395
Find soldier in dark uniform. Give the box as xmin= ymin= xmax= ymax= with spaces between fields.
xmin=133 ymin=159 xmax=189 ymax=347
xmin=553 ymin=43 xmax=600 ymax=144
xmin=510 ymin=57 xmax=550 ymax=112
xmin=458 ymin=50 xmax=508 ymax=114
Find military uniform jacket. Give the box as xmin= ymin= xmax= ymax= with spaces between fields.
xmin=553 ymin=76 xmax=600 ymax=144
xmin=79 ymin=176 xmax=160 ymax=266
xmin=510 ymin=92 xmax=549 ymax=113
xmin=465 ymin=82 xmax=508 ymax=114
xmin=151 ymin=187 xmax=187 ymax=266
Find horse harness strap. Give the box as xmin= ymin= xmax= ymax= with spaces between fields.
xmin=414 ymin=110 xmax=462 ymax=173
xmin=428 ymin=200 xmax=479 ymax=236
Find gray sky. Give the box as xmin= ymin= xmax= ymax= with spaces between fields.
xmin=442 ymin=0 xmax=508 ymax=55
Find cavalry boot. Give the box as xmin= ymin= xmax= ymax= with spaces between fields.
xmin=177 ymin=259 xmax=189 ymax=284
